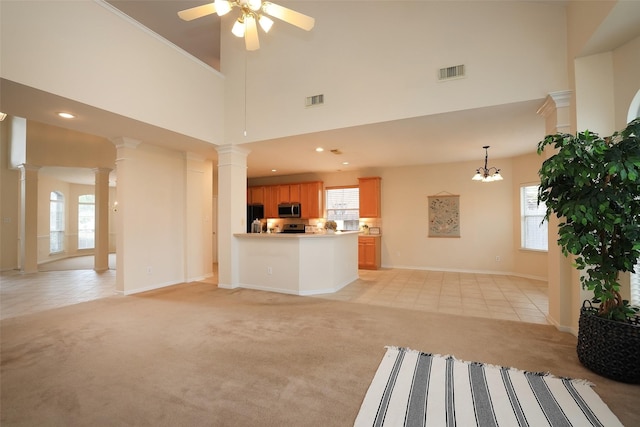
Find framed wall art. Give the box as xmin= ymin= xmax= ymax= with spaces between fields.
xmin=428 ymin=194 xmax=460 ymax=238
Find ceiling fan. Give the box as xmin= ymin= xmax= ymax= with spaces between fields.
xmin=178 ymin=0 xmax=315 ymax=51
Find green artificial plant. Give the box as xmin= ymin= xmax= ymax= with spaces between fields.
xmin=537 ymin=117 xmax=640 ymax=321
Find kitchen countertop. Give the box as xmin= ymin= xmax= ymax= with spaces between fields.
xmin=235 ymin=231 xmax=360 ymax=238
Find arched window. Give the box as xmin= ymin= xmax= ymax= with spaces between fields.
xmin=78 ymin=194 xmax=95 ymax=249
xmin=50 ymin=191 xmax=65 ymax=253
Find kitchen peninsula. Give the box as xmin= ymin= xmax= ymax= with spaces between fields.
xmin=234 ymin=231 xmax=359 ymax=295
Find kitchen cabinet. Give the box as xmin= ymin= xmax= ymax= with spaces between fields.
xmin=300 ymin=181 xmax=323 ymax=219
xmin=278 ymin=184 xmax=300 ymax=204
xmin=358 ymin=236 xmax=381 ymax=270
xmin=248 ymin=186 xmax=265 ymax=205
xmin=265 ymin=185 xmax=279 ymax=218
xmin=359 ymin=177 xmax=381 ymax=218
xmin=248 ymin=181 xmax=322 ymax=219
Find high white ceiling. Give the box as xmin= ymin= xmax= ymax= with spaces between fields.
xmin=3 ymin=1 xmax=639 ymax=184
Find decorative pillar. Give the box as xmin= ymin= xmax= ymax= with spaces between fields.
xmin=18 ymin=164 xmax=40 ymax=273
xmin=537 ymin=90 xmax=578 ymax=334
xmin=216 ymin=145 xmax=250 ymax=289
xmin=93 ymin=167 xmax=112 ymax=272
xmin=110 ymin=137 xmax=141 ymax=294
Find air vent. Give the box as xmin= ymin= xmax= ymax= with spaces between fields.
xmin=438 ymin=64 xmax=465 ymax=81
xmin=330 ymin=149 xmax=342 ymax=155
xmin=305 ymin=94 xmax=324 ymax=107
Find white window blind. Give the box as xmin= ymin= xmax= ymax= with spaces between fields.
xmin=521 ymin=185 xmax=548 ymax=251
xmin=631 ymin=265 xmax=640 ymax=308
xmin=326 ymin=187 xmax=359 ymax=230
xmin=78 ymin=194 xmax=95 ymax=250
xmin=50 ymin=191 xmax=65 ymax=254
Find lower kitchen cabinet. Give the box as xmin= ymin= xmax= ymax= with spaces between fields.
xmin=358 ymin=236 xmax=381 ymax=270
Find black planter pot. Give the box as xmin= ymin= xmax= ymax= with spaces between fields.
xmin=577 ymin=301 xmax=640 ymax=384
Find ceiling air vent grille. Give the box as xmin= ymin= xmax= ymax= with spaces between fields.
xmin=438 ymin=64 xmax=465 ymax=81
xmin=305 ymin=94 xmax=324 ymax=107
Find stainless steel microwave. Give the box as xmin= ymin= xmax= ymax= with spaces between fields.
xmin=278 ymin=203 xmax=301 ymax=218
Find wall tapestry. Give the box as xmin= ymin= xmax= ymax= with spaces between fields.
xmin=428 ymin=194 xmax=460 ymax=238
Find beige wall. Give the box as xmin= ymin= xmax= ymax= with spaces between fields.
xmin=0 ymin=120 xmax=20 ymax=270
xmin=613 ymin=35 xmax=640 ymax=127
xmin=249 ymin=150 xmax=547 ymax=280
xmin=36 ymin=175 xmax=117 ymax=264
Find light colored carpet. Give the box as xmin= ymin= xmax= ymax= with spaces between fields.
xmin=2 ymin=282 xmax=639 ymax=426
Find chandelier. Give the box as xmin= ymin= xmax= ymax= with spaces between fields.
xmin=178 ymin=0 xmax=315 ymax=51
xmin=472 ymin=146 xmax=504 ymax=182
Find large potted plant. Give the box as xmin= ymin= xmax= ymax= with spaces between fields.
xmin=537 ymin=117 xmax=640 ymax=383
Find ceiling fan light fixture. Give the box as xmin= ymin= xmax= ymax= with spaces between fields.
xmin=177 ymin=0 xmax=315 ymax=50
xmin=259 ymin=15 xmax=274 ymax=33
xmin=214 ymin=0 xmax=232 ymax=16
xmin=244 ymin=14 xmax=260 ymax=50
xmin=247 ymin=0 xmax=263 ymax=12
xmin=232 ymin=16 xmax=246 ymax=37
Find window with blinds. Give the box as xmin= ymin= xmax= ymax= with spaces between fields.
xmin=631 ymin=265 xmax=640 ymax=308
xmin=78 ymin=194 xmax=95 ymax=250
xmin=50 ymin=191 xmax=65 ymax=254
xmin=326 ymin=187 xmax=360 ymax=231
xmin=521 ymin=185 xmax=548 ymax=251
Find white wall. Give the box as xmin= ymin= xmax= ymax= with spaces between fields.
xmin=222 ymin=1 xmax=567 ymax=145
xmin=0 ymin=0 xmax=225 ymax=144
xmin=185 ymin=154 xmax=214 ymax=282
xmin=113 ymin=143 xmax=213 ymax=294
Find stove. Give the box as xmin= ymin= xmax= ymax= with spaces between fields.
xmin=281 ymin=223 xmax=306 ymax=234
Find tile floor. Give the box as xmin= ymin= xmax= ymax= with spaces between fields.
xmin=0 ymin=260 xmax=549 ymax=324
xmin=314 ymin=269 xmax=549 ymax=324
xmin=1 ymin=268 xmax=118 ymax=320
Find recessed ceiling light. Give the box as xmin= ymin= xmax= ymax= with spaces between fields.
xmin=315 ymin=147 xmax=324 ymax=152
xmin=342 ymin=162 xmax=349 ymax=165
xmin=57 ymin=112 xmax=75 ymax=119
xmin=271 ymin=169 xmax=277 ymax=172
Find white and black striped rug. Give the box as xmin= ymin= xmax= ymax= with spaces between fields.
xmin=354 ymin=347 xmax=623 ymax=427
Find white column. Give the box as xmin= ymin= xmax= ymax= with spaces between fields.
xmin=18 ymin=164 xmax=40 ymax=273
xmin=216 ymin=145 xmax=250 ymax=289
xmin=93 ymin=167 xmax=112 ymax=272
xmin=111 ymin=137 xmax=141 ymax=294
xmin=537 ymin=91 xmax=579 ymax=334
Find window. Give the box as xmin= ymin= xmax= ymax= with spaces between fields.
xmin=50 ymin=191 xmax=65 ymax=254
xmin=78 ymin=194 xmax=95 ymax=249
xmin=521 ymin=185 xmax=547 ymax=251
xmin=326 ymin=187 xmax=360 ymax=231
xmin=632 ymin=265 xmax=640 ymax=308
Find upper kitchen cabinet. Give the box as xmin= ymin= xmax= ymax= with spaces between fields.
xmin=300 ymin=181 xmax=323 ymax=219
xmin=248 ymin=186 xmax=265 ymax=205
xmin=277 ymin=184 xmax=301 ymax=204
xmin=359 ymin=177 xmax=381 ymax=218
xmin=265 ymin=186 xmax=279 ymax=218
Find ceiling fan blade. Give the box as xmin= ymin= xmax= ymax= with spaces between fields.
xmin=177 ymin=3 xmax=217 ymax=21
xmin=245 ymin=14 xmax=260 ymax=51
xmin=262 ymin=2 xmax=315 ymax=31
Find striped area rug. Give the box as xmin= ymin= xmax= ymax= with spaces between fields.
xmin=354 ymin=347 xmax=623 ymax=427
